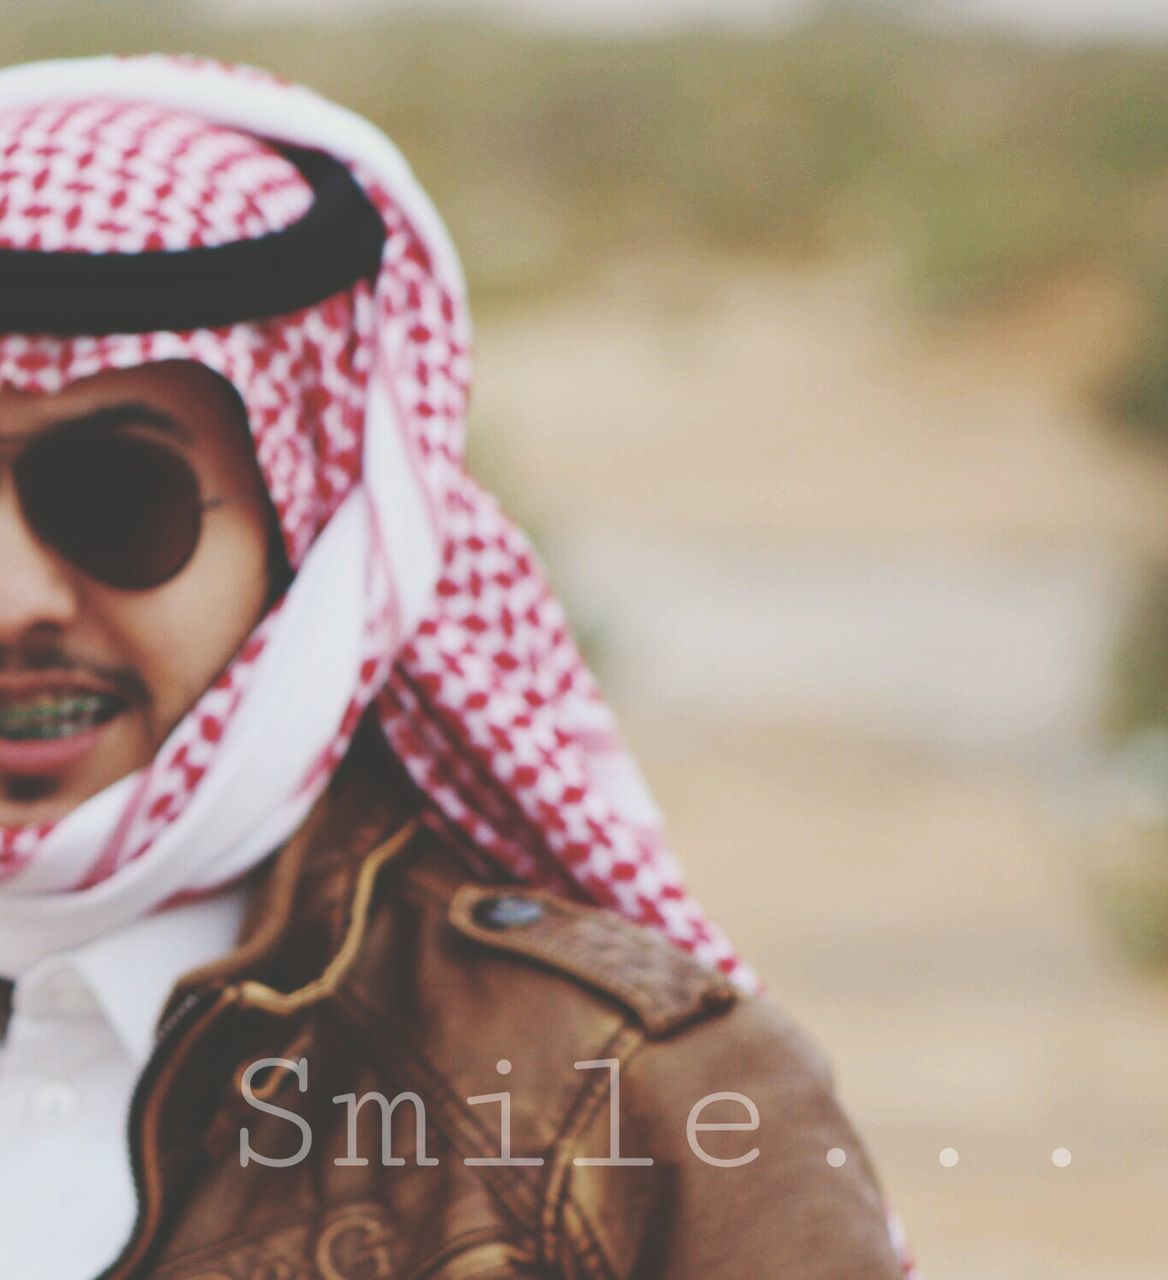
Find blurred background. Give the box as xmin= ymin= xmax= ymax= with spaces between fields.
xmin=6 ymin=0 xmax=1168 ymax=1274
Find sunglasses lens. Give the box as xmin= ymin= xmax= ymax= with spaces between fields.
xmin=15 ymin=433 xmax=203 ymax=590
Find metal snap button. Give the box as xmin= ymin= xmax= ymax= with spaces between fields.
xmin=473 ymin=894 xmax=544 ymax=930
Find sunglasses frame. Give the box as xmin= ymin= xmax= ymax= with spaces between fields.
xmin=1 ymin=428 xmax=240 ymax=591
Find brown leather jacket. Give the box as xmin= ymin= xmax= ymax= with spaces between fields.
xmin=97 ymin=721 xmax=903 ymax=1279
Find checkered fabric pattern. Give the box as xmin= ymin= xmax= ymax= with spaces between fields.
xmin=0 ymin=59 xmax=922 ymax=1277
xmin=0 ymin=75 xmax=752 ymax=988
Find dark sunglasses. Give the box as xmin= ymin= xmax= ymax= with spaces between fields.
xmin=6 ymin=431 xmax=232 ymax=591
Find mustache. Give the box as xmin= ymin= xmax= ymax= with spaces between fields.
xmin=0 ymin=645 xmax=148 ymax=703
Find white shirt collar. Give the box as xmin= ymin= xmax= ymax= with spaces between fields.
xmin=14 ymin=887 xmax=248 ymax=1065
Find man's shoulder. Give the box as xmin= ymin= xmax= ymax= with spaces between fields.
xmin=371 ymin=821 xmax=741 ymax=1042
xmin=337 ymin=820 xmax=836 ymax=1166
xmin=345 ymin=821 xmax=848 ymax=1139
xmin=304 ymin=816 xmax=901 ymax=1278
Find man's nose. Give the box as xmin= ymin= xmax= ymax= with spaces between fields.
xmin=0 ymin=478 xmax=81 ymax=641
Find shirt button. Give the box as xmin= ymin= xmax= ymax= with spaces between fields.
xmin=38 ymin=968 xmax=99 ymax=1018
xmin=30 ymin=1082 xmax=79 ymax=1121
xmin=473 ymin=894 xmax=545 ymax=930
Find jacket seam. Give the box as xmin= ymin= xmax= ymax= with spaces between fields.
xmin=233 ymin=818 xmax=420 ymax=1016
xmin=446 ymin=885 xmax=738 ymax=1037
xmin=328 ymin=986 xmax=546 ymax=1233
xmin=541 ymin=1023 xmax=648 ymax=1280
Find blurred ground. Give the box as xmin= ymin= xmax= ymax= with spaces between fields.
xmin=470 ymin=256 xmax=1168 ymax=1278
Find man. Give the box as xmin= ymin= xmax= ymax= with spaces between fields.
xmin=0 ymin=55 xmax=909 ymax=1279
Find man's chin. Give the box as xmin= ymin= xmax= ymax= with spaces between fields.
xmin=0 ymin=771 xmax=132 ymax=827
xmin=0 ymin=716 xmax=151 ymax=828
xmin=0 ymin=772 xmax=66 ymax=825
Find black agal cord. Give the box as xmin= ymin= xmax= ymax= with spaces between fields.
xmin=0 ymin=144 xmax=386 ymax=335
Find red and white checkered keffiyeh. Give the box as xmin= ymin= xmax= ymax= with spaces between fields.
xmin=0 ymin=55 xmax=754 ymax=992
xmin=0 ymin=58 xmax=924 ymax=1278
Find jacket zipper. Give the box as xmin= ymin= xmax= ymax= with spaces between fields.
xmin=93 ymin=987 xmax=225 ymax=1280
xmin=90 ymin=819 xmax=416 ymax=1278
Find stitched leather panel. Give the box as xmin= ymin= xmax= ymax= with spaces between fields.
xmin=447 ymin=886 xmax=737 ymax=1038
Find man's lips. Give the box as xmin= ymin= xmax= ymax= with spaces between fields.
xmin=0 ymin=725 xmax=113 ymax=775
xmin=0 ymin=678 xmax=131 ymax=776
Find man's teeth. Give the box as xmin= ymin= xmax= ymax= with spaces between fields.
xmin=0 ymin=694 xmax=121 ymax=741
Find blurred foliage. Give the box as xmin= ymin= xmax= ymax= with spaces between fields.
xmin=1111 ymin=566 xmax=1168 ymax=736
xmin=1105 ymin=566 xmax=1168 ymax=969
xmin=1111 ymin=554 xmax=1167 ymax=794
xmin=1090 ymin=835 xmax=1168 ymax=968
xmin=5 ymin=2 xmax=1168 ymax=430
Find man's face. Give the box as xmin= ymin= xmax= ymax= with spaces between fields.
xmin=0 ymin=360 xmax=277 ymax=826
